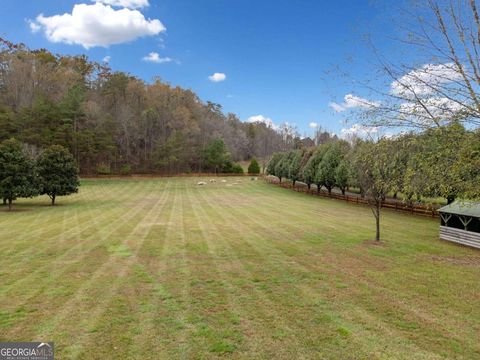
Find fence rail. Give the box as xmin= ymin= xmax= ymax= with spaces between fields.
xmin=265 ymin=177 xmax=440 ymax=218
xmin=81 ymin=173 xmax=263 ymax=179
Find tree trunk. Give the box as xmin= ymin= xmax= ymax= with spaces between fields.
xmin=375 ymin=202 xmax=381 ymax=241
xmin=341 ymin=188 xmax=345 ymax=195
xmin=51 ymin=194 xmax=56 ymax=206
xmin=293 ymin=180 xmax=296 ymax=187
xmin=393 ymin=192 xmax=398 ymax=199
xmin=327 ymin=187 xmax=332 ymax=194
xmin=2 ymin=198 xmax=6 ymax=205
xmin=279 ymin=177 xmax=282 ymax=183
xmin=307 ymin=183 xmax=311 ymax=190
xmin=8 ymin=198 xmax=12 ymax=211
xmin=317 ymin=185 xmax=320 ymax=194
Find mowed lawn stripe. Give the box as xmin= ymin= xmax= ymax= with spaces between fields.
xmin=187 ymin=184 xmax=276 ymax=357
xmin=197 ymin=184 xmax=369 ymax=358
xmin=0 ymin=180 xmax=152 ymax=317
xmin=31 ymin=180 xmax=170 ymax=355
xmin=0 ymin=179 xmax=142 ymax=282
xmin=1 ymin=177 xmax=479 ymax=359
xmin=245 ymin=189 xmax=480 ymax=356
xmin=202 ymin=183 xmax=476 ymax=358
xmin=71 ymin=179 xmax=175 ymax=359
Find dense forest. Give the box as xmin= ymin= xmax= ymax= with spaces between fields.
xmin=0 ymin=38 xmax=301 ymax=174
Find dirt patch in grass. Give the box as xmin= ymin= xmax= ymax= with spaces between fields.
xmin=360 ymin=240 xmax=387 ymax=247
xmin=428 ymin=255 xmax=480 ymax=267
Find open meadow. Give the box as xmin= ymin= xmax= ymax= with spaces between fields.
xmin=1 ymin=177 xmax=480 ymax=359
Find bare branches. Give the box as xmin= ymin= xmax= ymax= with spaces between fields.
xmin=338 ymin=0 xmax=480 ymax=130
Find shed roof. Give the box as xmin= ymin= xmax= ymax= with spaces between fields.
xmin=438 ymin=201 xmax=480 ymax=218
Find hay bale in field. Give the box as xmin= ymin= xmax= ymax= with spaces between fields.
xmin=197 ymin=181 xmax=207 ymax=186
xmin=209 ymin=179 xmax=216 ymax=183
xmin=221 ymin=179 xmax=227 ymax=183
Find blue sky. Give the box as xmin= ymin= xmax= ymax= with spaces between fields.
xmin=0 ymin=0 xmax=396 ymax=136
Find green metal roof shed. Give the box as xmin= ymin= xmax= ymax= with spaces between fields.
xmin=438 ymin=201 xmax=480 ymax=249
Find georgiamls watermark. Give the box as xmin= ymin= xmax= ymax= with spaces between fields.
xmin=0 ymin=342 xmax=54 ymax=360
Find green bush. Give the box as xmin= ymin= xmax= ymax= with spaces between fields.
xmin=119 ymin=164 xmax=132 ymax=176
xmin=96 ymin=163 xmax=111 ymax=175
xmin=231 ymin=163 xmax=244 ymax=174
xmin=221 ymin=160 xmax=244 ymax=174
xmin=248 ymin=158 xmax=260 ymax=174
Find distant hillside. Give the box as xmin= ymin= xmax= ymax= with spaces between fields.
xmin=0 ymin=38 xmax=300 ymax=174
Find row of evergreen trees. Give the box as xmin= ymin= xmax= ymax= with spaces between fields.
xmin=0 ymin=139 xmax=79 ymax=210
xmin=267 ymin=142 xmax=351 ymax=195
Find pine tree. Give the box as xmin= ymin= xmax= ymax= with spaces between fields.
xmin=248 ymin=158 xmax=260 ymax=174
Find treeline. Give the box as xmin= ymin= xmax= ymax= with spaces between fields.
xmin=268 ymin=123 xmax=480 ymax=203
xmin=0 ymin=38 xmax=299 ymax=175
xmin=267 ymin=123 xmax=480 ymax=241
xmin=0 ymin=139 xmax=79 ymax=210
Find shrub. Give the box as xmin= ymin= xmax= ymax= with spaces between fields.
xmin=248 ymin=158 xmax=260 ymax=174
xmin=221 ymin=160 xmax=244 ymax=174
xmin=96 ymin=163 xmax=111 ymax=175
xmin=119 ymin=164 xmax=132 ymax=176
xmin=231 ymin=164 xmax=244 ymax=174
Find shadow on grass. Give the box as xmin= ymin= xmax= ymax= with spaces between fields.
xmin=0 ymin=199 xmax=96 ymax=213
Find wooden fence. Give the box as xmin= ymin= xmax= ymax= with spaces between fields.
xmin=81 ymin=173 xmax=263 ymax=179
xmin=265 ymin=177 xmax=440 ymax=218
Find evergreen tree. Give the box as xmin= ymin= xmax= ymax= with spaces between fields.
xmin=266 ymin=153 xmax=284 ymax=178
xmin=248 ymin=158 xmax=261 ymax=174
xmin=275 ymin=152 xmax=293 ymax=183
xmin=0 ymin=139 xmax=38 ymax=210
xmin=205 ymin=138 xmax=230 ymax=174
xmin=310 ymin=144 xmax=331 ymax=193
xmin=36 ymin=145 xmax=80 ymax=205
xmin=335 ymin=160 xmax=350 ymax=195
xmin=316 ymin=145 xmax=341 ymax=194
xmin=288 ymin=150 xmax=304 ymax=186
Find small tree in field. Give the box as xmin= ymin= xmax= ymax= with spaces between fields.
xmin=37 ymin=145 xmax=80 ymax=205
xmin=0 ymin=139 xmax=38 ymax=210
xmin=353 ymin=140 xmax=397 ymax=242
xmin=248 ymin=158 xmax=260 ymax=174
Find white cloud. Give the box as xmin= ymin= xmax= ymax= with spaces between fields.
xmin=340 ymin=123 xmax=378 ymax=139
xmin=329 ymin=94 xmax=380 ymax=113
xmin=391 ymin=63 xmax=463 ymax=98
xmin=28 ymin=20 xmax=41 ymax=33
xmin=32 ymin=3 xmax=165 ymax=49
xmin=208 ymin=73 xmax=226 ymax=82
xmin=329 ymin=102 xmax=345 ymax=113
xmin=246 ymin=115 xmax=278 ymax=130
xmin=399 ymin=97 xmax=464 ymax=124
xmin=142 ymin=52 xmax=173 ymax=63
xmin=103 ymin=55 xmax=111 ymax=63
xmin=93 ymin=0 xmax=149 ymax=9
xmin=309 ymin=122 xmax=318 ymax=128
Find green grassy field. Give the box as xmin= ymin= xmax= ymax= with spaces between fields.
xmin=1 ymin=177 xmax=479 ymax=359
